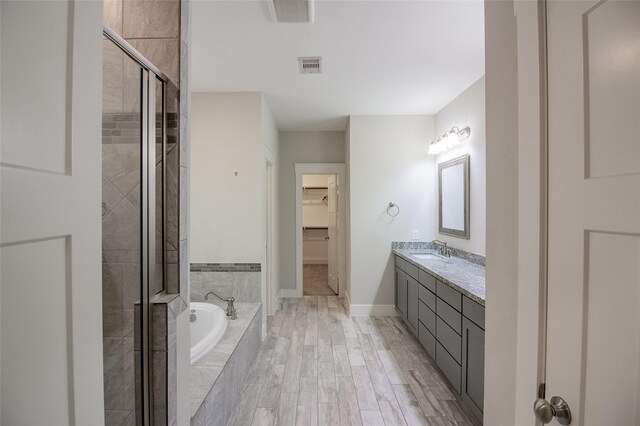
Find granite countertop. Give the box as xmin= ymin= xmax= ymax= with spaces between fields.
xmin=393 ymin=248 xmax=486 ymax=305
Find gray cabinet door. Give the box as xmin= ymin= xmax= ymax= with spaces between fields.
xmin=462 ymin=317 xmax=484 ymax=421
xmin=395 ymin=267 xmax=407 ymax=318
xmin=407 ymin=276 xmax=419 ymax=330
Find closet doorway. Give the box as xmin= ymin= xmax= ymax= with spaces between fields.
xmin=295 ymin=164 xmax=346 ymax=298
xmin=302 ymin=174 xmax=337 ymax=295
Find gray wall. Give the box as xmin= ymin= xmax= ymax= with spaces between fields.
xmin=278 ymin=131 xmax=345 ymax=290
xmin=434 ymin=77 xmax=486 ymax=256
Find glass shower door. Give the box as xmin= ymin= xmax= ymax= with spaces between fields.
xmin=102 ymin=32 xmax=167 ymax=426
xmin=102 ymin=35 xmax=144 ymax=426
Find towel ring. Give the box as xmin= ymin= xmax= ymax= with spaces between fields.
xmin=386 ymin=202 xmax=400 ymax=217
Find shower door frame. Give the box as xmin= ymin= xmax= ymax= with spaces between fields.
xmin=103 ymin=26 xmax=169 ymax=426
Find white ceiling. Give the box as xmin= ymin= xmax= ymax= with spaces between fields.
xmin=191 ymin=1 xmax=485 ymax=131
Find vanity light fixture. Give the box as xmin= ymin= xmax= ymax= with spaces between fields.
xmin=427 ymin=126 xmax=471 ymax=155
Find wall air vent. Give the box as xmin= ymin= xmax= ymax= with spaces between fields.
xmin=268 ymin=0 xmax=314 ymax=23
xmin=298 ymin=57 xmax=322 ymax=74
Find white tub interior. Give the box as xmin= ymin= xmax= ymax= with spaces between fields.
xmin=190 ymin=302 xmax=228 ymax=364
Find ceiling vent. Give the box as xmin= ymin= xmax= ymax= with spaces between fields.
xmin=268 ymin=0 xmax=314 ymax=23
xmin=298 ymin=57 xmax=322 ymax=74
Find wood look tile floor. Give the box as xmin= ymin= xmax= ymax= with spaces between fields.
xmin=228 ymin=297 xmax=480 ymax=426
xmin=303 ymin=265 xmax=336 ymax=296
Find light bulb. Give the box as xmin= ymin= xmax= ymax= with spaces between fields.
xmin=442 ymin=131 xmax=458 ymax=150
xmin=427 ymin=141 xmax=440 ymax=155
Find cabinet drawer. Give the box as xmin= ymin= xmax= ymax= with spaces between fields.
xmin=395 ymin=255 xmax=406 ymax=271
xmin=418 ymin=321 xmax=436 ymax=360
xmin=436 ymin=342 xmax=461 ymax=393
xmin=437 ymin=298 xmax=462 ymax=335
xmin=436 ymin=317 xmax=461 ymax=364
xmin=419 ymin=284 xmax=436 ymax=311
xmin=405 ymin=262 xmax=419 ymax=280
xmin=437 ymin=281 xmax=462 ymax=312
xmin=463 ymin=296 xmax=485 ymax=330
xmin=418 ymin=300 xmax=436 ymax=335
xmin=418 ymin=269 xmax=436 ymax=293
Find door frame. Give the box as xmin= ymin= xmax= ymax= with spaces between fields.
xmin=264 ymin=151 xmax=275 ymax=315
xmin=483 ymin=0 xmax=551 ymax=423
xmin=294 ymin=163 xmax=346 ymax=298
xmin=263 ymin=148 xmax=276 ymax=320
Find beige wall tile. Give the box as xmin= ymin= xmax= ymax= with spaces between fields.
xmin=123 ymin=0 xmax=180 ymax=39
xmin=104 ymin=0 xmax=123 ymax=34
xmin=128 ymin=38 xmax=180 ymax=86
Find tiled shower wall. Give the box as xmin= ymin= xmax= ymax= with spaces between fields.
xmin=190 ymin=264 xmax=261 ymax=303
xmin=104 ymin=0 xmax=183 ymax=87
xmin=102 ymin=1 xmax=190 ymax=424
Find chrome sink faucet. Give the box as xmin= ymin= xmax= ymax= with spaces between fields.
xmin=432 ymin=240 xmax=451 ymax=257
xmin=205 ymin=290 xmax=237 ymax=320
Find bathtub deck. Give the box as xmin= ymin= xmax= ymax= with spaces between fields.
xmin=190 ymin=301 xmax=261 ymax=420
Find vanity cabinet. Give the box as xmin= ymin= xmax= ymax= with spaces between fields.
xmin=395 ymin=267 xmax=407 ymax=318
xmin=394 ymin=254 xmax=485 ymax=423
xmin=395 ymin=256 xmax=419 ymax=332
xmin=434 ymin=281 xmax=463 ymax=394
xmin=406 ymin=276 xmax=419 ymax=331
xmin=462 ymin=315 xmax=485 ymax=420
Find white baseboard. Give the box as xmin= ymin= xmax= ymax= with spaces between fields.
xmin=348 ymin=304 xmax=399 ymax=316
xmin=279 ymin=288 xmax=303 ymax=298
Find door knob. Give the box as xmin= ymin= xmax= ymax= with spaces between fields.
xmin=325 ymin=236 xmax=330 ymax=240
xmin=533 ymin=396 xmax=571 ymax=425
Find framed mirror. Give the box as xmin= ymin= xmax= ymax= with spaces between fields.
xmin=438 ymin=154 xmax=470 ymax=239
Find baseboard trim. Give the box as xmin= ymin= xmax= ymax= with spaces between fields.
xmin=279 ymin=288 xmax=303 ymax=298
xmin=348 ymin=304 xmax=399 ymax=316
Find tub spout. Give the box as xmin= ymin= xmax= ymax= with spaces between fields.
xmin=226 ymin=298 xmax=237 ymax=320
xmin=204 ymin=291 xmax=237 ymax=320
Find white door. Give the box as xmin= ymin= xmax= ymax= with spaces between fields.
xmin=327 ymin=175 xmax=338 ymax=295
xmin=0 ymin=2 xmax=105 ymax=424
xmin=544 ymin=1 xmax=640 ymax=424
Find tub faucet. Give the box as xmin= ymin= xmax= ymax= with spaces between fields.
xmin=204 ymin=290 xmax=237 ymax=320
xmin=432 ymin=240 xmax=451 ymax=257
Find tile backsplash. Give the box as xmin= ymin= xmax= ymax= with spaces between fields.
xmin=392 ymin=241 xmax=485 ymax=267
xmin=190 ymin=263 xmax=261 ymax=303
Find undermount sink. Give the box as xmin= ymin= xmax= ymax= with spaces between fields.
xmin=412 ymin=253 xmax=445 ymax=260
